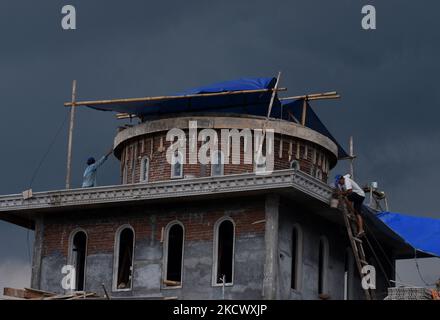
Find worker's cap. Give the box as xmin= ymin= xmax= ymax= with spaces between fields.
xmin=87 ymin=157 xmax=96 ymax=165
xmin=334 ymin=174 xmax=343 ymax=185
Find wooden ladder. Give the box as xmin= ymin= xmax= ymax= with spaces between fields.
xmin=340 ymin=197 xmax=374 ymax=300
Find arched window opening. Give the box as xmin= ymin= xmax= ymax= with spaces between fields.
xmin=140 ymin=156 xmax=149 ymax=182
xmin=114 ymin=227 xmax=135 ymax=291
xmin=318 ymin=236 xmax=329 ymax=295
xmin=344 ymin=248 xmax=353 ymax=300
xmin=291 ymin=225 xmax=303 ymax=290
xmin=315 ymin=168 xmax=322 ymax=180
xmin=171 ymin=151 xmax=183 ymax=179
xmin=164 ymin=223 xmax=184 ymax=287
xmin=211 ymin=150 xmax=224 ymax=176
xmin=290 ymin=160 xmax=300 ymax=170
xmin=214 ymin=219 xmax=235 ymax=285
xmin=69 ymin=230 xmax=87 ymax=291
xmin=122 ymin=164 xmax=128 ymax=184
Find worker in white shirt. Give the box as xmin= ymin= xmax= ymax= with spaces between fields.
xmin=335 ymin=174 xmax=366 ymax=237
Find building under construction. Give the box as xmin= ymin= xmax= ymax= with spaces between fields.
xmin=0 ymin=76 xmax=439 ymax=300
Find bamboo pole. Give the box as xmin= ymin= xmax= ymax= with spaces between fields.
xmin=65 ymin=80 xmax=77 ymax=189
xmin=279 ymin=91 xmax=338 ymax=101
xmin=279 ymin=95 xmax=340 ymax=101
xmin=266 ymin=71 xmax=282 ymax=120
xmin=64 ymin=87 xmax=287 ymax=107
xmin=349 ymin=136 xmax=355 ymax=179
xmin=301 ymin=97 xmax=308 ymax=126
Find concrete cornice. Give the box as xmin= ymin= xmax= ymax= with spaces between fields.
xmin=113 ymin=115 xmax=338 ymax=160
xmin=0 ymin=169 xmax=333 ymax=215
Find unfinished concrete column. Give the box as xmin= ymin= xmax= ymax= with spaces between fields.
xmin=262 ymin=194 xmax=280 ymax=300
xmin=31 ymin=217 xmax=44 ymax=289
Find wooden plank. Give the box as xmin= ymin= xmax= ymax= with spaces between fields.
xmin=24 ymin=287 xmax=56 ymax=297
xmin=163 ymin=279 xmax=181 ymax=286
xmin=3 ymin=287 xmax=54 ymax=299
xmin=64 ymin=87 xmax=287 ymax=107
xmin=67 ymin=292 xmax=97 ymax=300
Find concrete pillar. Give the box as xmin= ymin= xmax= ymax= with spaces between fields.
xmin=262 ymin=194 xmax=280 ymax=299
xmin=31 ymin=217 xmax=44 ymax=289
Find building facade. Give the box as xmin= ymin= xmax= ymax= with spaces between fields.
xmin=0 ymin=111 xmax=398 ymax=300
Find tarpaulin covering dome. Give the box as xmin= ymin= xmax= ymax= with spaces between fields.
xmin=83 ymin=76 xmax=348 ymax=158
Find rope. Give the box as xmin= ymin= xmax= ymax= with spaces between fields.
xmin=28 ymin=112 xmax=69 ymax=188
xmin=363 ymin=222 xmax=404 ymax=283
xmin=414 ymin=249 xmax=436 ymax=287
xmin=25 ymin=111 xmax=69 ymax=267
xmin=363 ymin=234 xmax=392 ymax=287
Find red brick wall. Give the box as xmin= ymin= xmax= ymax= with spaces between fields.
xmin=118 ymin=130 xmax=332 ymax=184
xmin=42 ymin=199 xmax=265 ymax=258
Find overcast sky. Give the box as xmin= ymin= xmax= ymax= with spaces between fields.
xmin=0 ymin=0 xmax=439 ymax=297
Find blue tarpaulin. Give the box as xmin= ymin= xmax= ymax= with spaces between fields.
xmin=176 ymin=77 xmax=277 ymax=95
xmin=279 ymin=99 xmax=349 ymax=158
xmin=87 ymin=77 xmax=279 ymax=118
xmin=377 ymin=211 xmax=440 ymax=257
xmin=84 ymin=76 xmax=348 ymax=158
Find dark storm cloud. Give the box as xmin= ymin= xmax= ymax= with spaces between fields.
xmin=0 ymin=0 xmax=439 ymax=289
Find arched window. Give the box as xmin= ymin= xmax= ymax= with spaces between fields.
xmin=290 ymin=160 xmax=300 ymax=170
xmin=140 ymin=156 xmax=149 ymax=182
xmin=211 ymin=150 xmax=224 ymax=176
xmin=122 ymin=164 xmax=128 ymax=184
xmin=113 ymin=225 xmax=135 ymax=291
xmin=318 ymin=236 xmax=329 ymax=295
xmin=213 ymin=218 xmax=235 ymax=285
xmin=171 ymin=150 xmax=184 ymax=179
xmin=163 ymin=222 xmax=185 ymax=287
xmin=344 ymin=248 xmax=353 ymax=300
xmin=291 ymin=224 xmax=303 ymax=291
xmin=254 ymin=153 xmax=267 ymax=174
xmin=68 ymin=229 xmax=87 ymax=291
xmin=315 ymin=168 xmax=322 ymax=180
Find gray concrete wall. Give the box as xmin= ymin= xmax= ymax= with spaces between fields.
xmin=35 ymin=195 xmax=392 ymax=300
xmin=277 ymin=199 xmax=373 ymax=300
xmin=39 ymin=232 xmax=265 ymax=299
xmin=36 ymin=198 xmax=266 ymax=299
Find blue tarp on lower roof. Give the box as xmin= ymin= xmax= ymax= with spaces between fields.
xmin=377 ymin=211 xmax=440 ymax=257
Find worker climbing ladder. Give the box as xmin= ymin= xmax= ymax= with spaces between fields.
xmin=339 ymin=196 xmax=375 ymax=300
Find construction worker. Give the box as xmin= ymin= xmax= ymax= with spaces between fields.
xmin=82 ymin=148 xmax=113 ymax=188
xmin=335 ymin=174 xmax=366 ymax=237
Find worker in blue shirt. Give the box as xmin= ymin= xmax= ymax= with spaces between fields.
xmin=82 ymin=149 xmax=113 ymax=188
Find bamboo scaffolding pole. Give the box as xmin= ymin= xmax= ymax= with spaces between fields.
xmin=278 ymin=91 xmax=341 ymax=126
xmin=301 ymin=98 xmax=308 ymax=126
xmin=266 ymin=71 xmax=281 ymax=120
xmin=278 ymin=91 xmax=338 ymax=101
xmin=279 ymin=95 xmax=340 ymax=101
xmin=349 ymin=136 xmax=355 ymax=179
xmin=64 ymin=87 xmax=287 ymax=107
xmin=65 ymin=80 xmax=77 ymax=189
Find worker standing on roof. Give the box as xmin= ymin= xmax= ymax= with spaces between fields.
xmin=335 ymin=174 xmax=366 ymax=237
xmin=82 ymin=148 xmax=113 ymax=188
